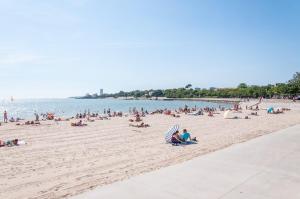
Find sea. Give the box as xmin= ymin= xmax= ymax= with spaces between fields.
xmin=0 ymin=98 xmax=232 ymax=120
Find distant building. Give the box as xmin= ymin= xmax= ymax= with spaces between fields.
xmin=100 ymin=89 xmax=104 ymax=96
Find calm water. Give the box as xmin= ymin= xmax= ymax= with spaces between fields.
xmin=0 ymin=98 xmax=232 ymax=120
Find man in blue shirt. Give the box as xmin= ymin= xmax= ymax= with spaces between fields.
xmin=180 ymin=129 xmax=197 ymax=142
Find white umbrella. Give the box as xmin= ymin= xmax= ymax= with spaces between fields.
xmin=165 ymin=124 xmax=179 ymax=143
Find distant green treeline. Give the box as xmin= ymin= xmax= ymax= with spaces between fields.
xmin=79 ymin=72 xmax=300 ymax=99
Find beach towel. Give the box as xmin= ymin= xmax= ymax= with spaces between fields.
xmin=18 ymin=140 xmax=26 ymax=145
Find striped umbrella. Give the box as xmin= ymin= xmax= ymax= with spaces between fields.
xmin=165 ymin=124 xmax=179 ymax=143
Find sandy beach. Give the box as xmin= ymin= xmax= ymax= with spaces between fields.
xmin=1 ymin=100 xmax=300 ymax=199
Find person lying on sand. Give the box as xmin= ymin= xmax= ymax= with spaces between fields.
xmin=71 ymin=120 xmax=87 ymax=127
xmin=267 ymin=107 xmax=283 ymax=114
xmin=135 ymin=114 xmax=142 ymax=122
xmin=5 ymin=139 xmax=19 ymax=147
xmin=8 ymin=117 xmax=21 ymax=122
xmin=0 ymin=140 xmax=5 ymax=147
xmin=1 ymin=139 xmax=18 ymax=147
xmin=98 ymin=116 xmax=109 ymax=120
xmin=180 ymin=129 xmax=197 ymax=142
xmin=16 ymin=121 xmax=40 ymax=126
xmin=55 ymin=118 xmax=63 ymax=121
xmin=250 ymin=112 xmax=258 ymax=116
xmin=275 ymin=108 xmax=283 ymax=114
xmin=0 ymin=139 xmax=26 ymax=147
xmin=9 ymin=117 xmax=16 ymax=122
xmin=197 ymin=110 xmax=204 ymax=115
xmin=25 ymin=121 xmax=32 ymax=125
xmin=86 ymin=117 xmax=95 ymax=122
xmin=129 ymin=122 xmax=150 ymax=128
xmin=55 ymin=118 xmax=71 ymax=122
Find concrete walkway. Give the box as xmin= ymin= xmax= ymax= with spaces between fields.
xmin=72 ymin=125 xmax=300 ymax=199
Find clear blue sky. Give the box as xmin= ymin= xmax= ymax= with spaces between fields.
xmin=0 ymin=0 xmax=299 ymax=98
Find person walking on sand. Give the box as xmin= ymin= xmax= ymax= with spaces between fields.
xmin=4 ymin=110 xmax=8 ymax=123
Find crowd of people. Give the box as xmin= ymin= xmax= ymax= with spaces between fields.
xmin=1 ymin=100 xmax=289 ymax=126
xmin=0 ymin=104 xmax=234 ymax=127
xmin=0 ymin=100 xmax=292 ymax=149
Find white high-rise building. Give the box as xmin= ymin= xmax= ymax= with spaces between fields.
xmin=100 ymin=89 xmax=104 ymax=96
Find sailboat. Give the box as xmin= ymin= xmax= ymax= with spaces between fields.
xmin=11 ymin=96 xmax=14 ymax=102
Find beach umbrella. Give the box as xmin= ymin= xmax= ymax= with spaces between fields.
xmin=165 ymin=124 xmax=179 ymax=143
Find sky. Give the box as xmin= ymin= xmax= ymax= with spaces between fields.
xmin=0 ymin=0 xmax=299 ymax=98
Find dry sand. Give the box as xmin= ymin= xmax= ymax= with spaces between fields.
xmin=1 ymin=100 xmax=300 ymax=199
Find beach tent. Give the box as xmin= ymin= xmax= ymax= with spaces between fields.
xmin=165 ymin=124 xmax=179 ymax=143
xmin=224 ymin=110 xmax=240 ymax=119
xmin=223 ymin=110 xmax=232 ymax=119
xmin=267 ymin=107 xmax=274 ymax=113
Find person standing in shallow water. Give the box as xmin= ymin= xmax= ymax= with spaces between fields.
xmin=3 ymin=110 xmax=8 ymax=123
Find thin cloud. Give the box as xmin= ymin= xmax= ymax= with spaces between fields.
xmin=100 ymin=41 xmax=192 ymax=49
xmin=0 ymin=52 xmax=43 ymax=65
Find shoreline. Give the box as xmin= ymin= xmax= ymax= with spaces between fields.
xmin=74 ymin=96 xmax=242 ymax=103
xmin=78 ymin=96 xmax=298 ymax=105
xmin=161 ymin=97 xmax=241 ymax=103
xmin=0 ymin=98 xmax=235 ymax=121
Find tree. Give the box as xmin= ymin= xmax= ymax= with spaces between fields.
xmin=118 ymin=91 xmax=125 ymax=97
xmin=78 ymin=72 xmax=299 ymax=99
xmin=133 ymin=91 xmax=143 ymax=98
xmin=185 ymin=84 xmax=192 ymax=89
xmin=84 ymin=93 xmax=92 ymax=98
xmin=151 ymin=90 xmax=163 ymax=97
xmin=92 ymin=93 xmax=98 ymax=98
xmin=288 ymin=72 xmax=300 ymax=95
xmin=238 ymin=83 xmax=248 ymax=89
xmin=288 ymin=72 xmax=300 ymax=85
